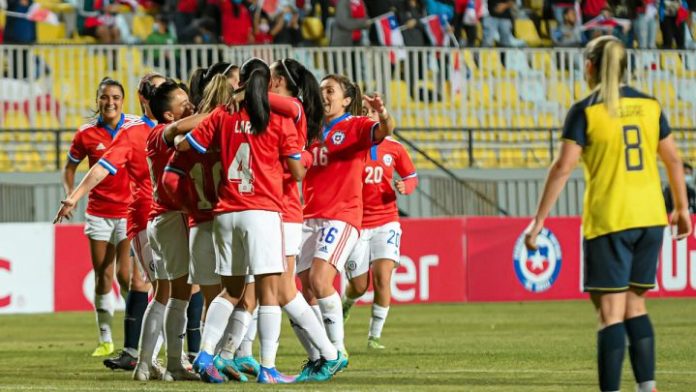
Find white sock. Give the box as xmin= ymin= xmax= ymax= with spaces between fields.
xmin=236 ymin=307 xmax=258 ymax=358
xmin=153 ymin=328 xmax=165 ymax=363
xmin=164 ymin=298 xmax=188 ymax=371
xmin=369 ymin=304 xmax=390 ymax=338
xmin=220 ymin=308 xmax=252 ymax=359
xmin=637 ymin=381 xmax=656 ymax=392
xmin=138 ymin=300 xmax=165 ymax=365
xmin=317 ymin=292 xmax=345 ymax=353
xmin=200 ymin=297 xmax=235 ymax=354
xmin=95 ymin=293 xmax=114 ymax=343
xmin=284 ymin=292 xmax=337 ymax=361
xmin=311 ymin=304 xmax=322 ymax=323
xmin=257 ymin=306 xmax=282 ymax=369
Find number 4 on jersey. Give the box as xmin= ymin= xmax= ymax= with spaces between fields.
xmin=228 ymin=142 xmax=254 ymax=193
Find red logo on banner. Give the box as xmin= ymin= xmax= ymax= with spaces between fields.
xmin=54 ymin=225 xmax=95 ymax=311
xmin=0 ymin=258 xmax=11 ymax=307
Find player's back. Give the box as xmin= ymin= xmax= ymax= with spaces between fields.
xmin=166 ymin=147 xmax=221 ymax=224
xmin=565 ymin=85 xmax=669 ymax=238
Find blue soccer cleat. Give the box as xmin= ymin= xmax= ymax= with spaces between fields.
xmin=294 ymin=359 xmax=320 ymax=382
xmin=213 ymin=355 xmax=248 ymax=382
xmin=193 ymin=352 xmax=224 ymax=383
xmin=257 ymin=366 xmax=297 ymax=384
xmin=234 ymin=355 xmax=260 ymax=377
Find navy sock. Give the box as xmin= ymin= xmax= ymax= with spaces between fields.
xmin=186 ymin=291 xmax=204 ymax=355
xmin=625 ymin=314 xmax=655 ymax=383
xmin=597 ymin=322 xmax=626 ymax=392
xmin=123 ymin=290 xmax=148 ymax=350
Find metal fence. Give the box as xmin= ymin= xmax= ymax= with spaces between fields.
xmin=1 ymin=45 xmax=696 ymax=130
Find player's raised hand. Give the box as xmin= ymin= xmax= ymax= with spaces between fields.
xmin=53 ymin=199 xmax=76 ymax=224
xmin=523 ymin=218 xmax=544 ymax=251
xmin=395 ymin=179 xmax=406 ymax=194
xmin=671 ymin=208 xmax=692 ymax=240
xmin=363 ymin=93 xmax=386 ymax=116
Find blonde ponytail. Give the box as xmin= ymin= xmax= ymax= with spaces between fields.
xmin=198 ymin=74 xmax=232 ymax=114
xmin=599 ymin=40 xmax=625 ymax=117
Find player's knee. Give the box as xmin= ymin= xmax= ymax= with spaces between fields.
xmin=350 ymin=278 xmax=369 ymax=295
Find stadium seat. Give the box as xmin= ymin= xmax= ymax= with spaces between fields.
xmin=35 ymin=113 xmax=61 ymax=129
xmin=3 ymin=112 xmax=30 ymax=129
xmin=530 ymin=51 xmax=553 ymax=76
xmin=132 ymin=14 xmax=155 ymax=42
xmin=480 ymin=50 xmax=516 ymax=77
xmin=0 ymin=150 xmax=11 ymax=171
xmin=32 ymin=131 xmax=57 ymax=143
xmin=37 ymin=22 xmax=67 ymax=43
xmin=661 ymin=52 xmax=696 ymax=77
xmin=547 ymin=83 xmax=572 ymax=108
xmin=514 ymin=19 xmax=550 ymax=47
xmin=13 ymin=145 xmax=43 ymax=172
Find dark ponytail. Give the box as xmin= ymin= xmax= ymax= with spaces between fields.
xmin=273 ymin=58 xmax=324 ymax=146
xmin=239 ymin=58 xmax=270 ymax=135
xmin=188 ymin=68 xmax=207 ymax=109
xmin=321 ymin=74 xmax=362 ymax=116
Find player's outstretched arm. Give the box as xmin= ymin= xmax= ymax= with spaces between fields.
xmin=524 ymin=140 xmax=581 ymax=250
xmin=364 ymin=93 xmax=395 ymax=142
xmin=163 ymin=112 xmax=208 ymax=145
xmin=53 ymin=164 xmax=109 ymax=223
xmin=659 ymin=134 xmax=692 ymax=240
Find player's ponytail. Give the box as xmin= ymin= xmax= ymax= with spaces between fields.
xmin=322 ymin=74 xmax=362 ymax=116
xmin=584 ymin=36 xmax=626 ymax=117
xmin=188 ymin=68 xmax=207 ymax=109
xmin=239 ymin=58 xmax=270 ymax=135
xmin=274 ymin=58 xmax=324 ymax=146
xmin=198 ymin=74 xmax=232 ymax=114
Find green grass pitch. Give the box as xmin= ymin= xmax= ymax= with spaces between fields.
xmin=1 ymin=299 xmax=694 ymax=391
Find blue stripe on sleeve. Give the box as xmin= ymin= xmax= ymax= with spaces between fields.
xmin=97 ymin=158 xmax=118 ymax=175
xmin=67 ymin=153 xmax=81 ymax=164
xmin=185 ymin=133 xmax=207 ymax=153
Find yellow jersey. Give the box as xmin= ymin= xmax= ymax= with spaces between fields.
xmin=562 ymin=86 xmax=670 ymax=239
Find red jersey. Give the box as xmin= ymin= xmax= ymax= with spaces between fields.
xmin=99 ymin=119 xmax=154 ymax=239
xmin=185 ymin=106 xmax=301 ymax=213
xmin=68 ymin=114 xmax=138 ymax=218
xmin=303 ymin=114 xmax=379 ymax=230
xmin=164 ymin=146 xmax=222 ymax=225
xmin=269 ymin=94 xmax=306 ymax=223
xmin=361 ymin=137 xmax=417 ymax=228
xmin=146 ymin=124 xmax=183 ymax=219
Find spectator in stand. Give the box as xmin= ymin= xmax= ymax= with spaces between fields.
xmin=454 ymin=0 xmax=481 ymax=46
xmin=145 ymin=15 xmax=176 ymax=67
xmin=550 ymin=0 xmax=575 ymax=24
xmin=364 ymin=0 xmax=397 ymax=45
xmin=581 ymin=0 xmax=607 ymax=21
xmin=253 ymin=10 xmax=275 ymax=43
xmin=75 ymin=0 xmax=132 ymax=43
xmin=423 ymin=0 xmax=454 ymax=21
xmin=217 ymin=0 xmax=254 ymax=45
xmin=552 ymin=6 xmax=583 ymax=45
xmin=397 ymin=0 xmax=430 ymax=99
xmin=607 ymin=0 xmax=636 ymax=45
xmin=272 ymin=4 xmax=303 ymax=45
xmin=659 ymin=0 xmax=686 ymax=49
xmin=5 ymin=0 xmax=36 ymax=44
xmin=633 ymin=0 xmax=658 ymax=48
xmin=173 ymin=0 xmax=199 ymax=42
xmin=482 ymin=0 xmax=526 ymax=47
xmin=331 ymin=0 xmax=372 ymax=46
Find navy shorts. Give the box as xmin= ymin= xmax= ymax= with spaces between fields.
xmin=583 ymin=226 xmax=664 ymax=293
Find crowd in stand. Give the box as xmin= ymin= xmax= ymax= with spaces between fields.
xmin=3 ymin=0 xmax=696 ymax=48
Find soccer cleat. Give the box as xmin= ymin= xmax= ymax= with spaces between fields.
xmin=91 ymin=342 xmax=114 ymax=357
xmin=192 ymin=351 xmax=214 ymax=373
xmin=367 ymin=336 xmax=386 ymax=350
xmin=213 ymin=355 xmax=248 ymax=382
xmin=257 ymin=366 xmax=297 ymax=384
xmin=199 ymin=363 xmax=225 ymax=384
xmin=294 ymin=359 xmax=321 ymax=382
xmin=302 ymin=351 xmax=349 ymax=382
xmin=181 ymin=353 xmax=193 ymax=372
xmin=163 ymin=367 xmax=201 ymax=382
xmin=233 ymin=355 xmax=260 ymax=377
xmin=103 ymin=350 xmax=137 ymax=371
xmin=132 ymin=361 xmax=163 ymax=381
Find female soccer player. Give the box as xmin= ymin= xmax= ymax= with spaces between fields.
xmin=297 ymin=74 xmax=394 ymax=376
xmin=63 ymin=77 xmax=138 ymax=357
xmin=54 ymin=73 xmax=172 ymax=380
xmin=178 ymin=58 xmax=305 ymax=384
xmin=143 ymin=79 xmax=202 ymax=381
xmin=524 ymin=36 xmax=692 ymax=392
xmin=342 ymin=95 xmax=418 ymax=350
xmin=189 ymin=62 xmax=239 ymax=108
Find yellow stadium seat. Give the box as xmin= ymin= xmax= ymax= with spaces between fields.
xmin=431 ymin=115 xmax=453 ymax=127
xmin=547 ymin=83 xmax=572 ymax=108
xmin=32 ymin=131 xmax=57 ymax=143
xmin=677 ymin=115 xmax=694 ymax=128
xmin=13 ymin=145 xmax=43 ymax=172
xmin=462 ymin=50 xmax=485 ymax=77
xmin=302 ymin=17 xmax=324 ymax=41
xmin=0 ymin=150 xmax=11 ymax=171
xmin=43 ymin=150 xmax=59 ymax=171
xmin=463 ymin=114 xmax=480 ymax=127
xmin=573 ymin=80 xmax=588 ymax=100
xmin=514 ymin=19 xmax=550 ymax=47
xmin=37 ymin=22 xmax=67 ymax=43
xmin=450 ymin=149 xmax=469 ymax=168
xmin=133 ymin=14 xmax=155 ymax=42
xmin=660 ymin=52 xmax=696 ymax=77
xmin=480 ymin=50 xmax=516 ymax=77
xmin=35 ymin=113 xmax=62 ymax=129
xmin=531 ymin=51 xmax=553 ymax=76
xmin=537 ymin=113 xmax=557 ymax=127
xmin=3 ymin=111 xmax=30 ymax=129
xmin=653 ymin=80 xmax=691 ymax=111
xmin=473 ymin=148 xmax=496 ymax=168
xmin=481 ymin=115 xmax=509 ymax=128
xmin=495 ymin=81 xmax=529 ymax=109
xmin=0 ymin=9 xmax=5 ymax=28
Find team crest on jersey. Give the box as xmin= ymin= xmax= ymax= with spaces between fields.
xmin=346 ymin=260 xmax=357 ymax=272
xmin=383 ymin=154 xmax=393 ymax=166
xmin=331 ymin=131 xmax=345 ymax=145
xmin=512 ymin=228 xmax=562 ymax=293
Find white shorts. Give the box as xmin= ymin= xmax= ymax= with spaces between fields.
xmin=131 ymin=226 xmax=165 ymax=282
xmin=84 ymin=213 xmax=128 ymax=245
xmin=345 ymin=221 xmax=401 ymax=280
xmin=298 ymin=219 xmax=359 ymax=274
xmin=189 ymin=220 xmax=221 ymax=285
xmin=213 ymin=210 xmax=285 ymax=276
xmin=148 ymin=212 xmax=190 ymax=281
xmin=284 ymin=222 xmax=303 ymax=257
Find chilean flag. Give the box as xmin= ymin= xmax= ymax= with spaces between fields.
xmin=421 ymin=14 xmax=450 ymax=47
xmin=374 ymin=12 xmax=406 ymax=62
xmin=580 ymin=15 xmax=630 ymax=32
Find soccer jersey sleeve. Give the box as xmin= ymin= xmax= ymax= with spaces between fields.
xmin=269 ymin=93 xmax=303 ymax=124
xmin=67 ymin=130 xmax=86 ymax=164
xmin=395 ymin=142 xmax=417 ymax=179
xmin=325 ymin=116 xmax=379 ymax=154
xmin=279 ymin=116 xmax=302 ymax=160
xmin=98 ymin=129 xmax=131 ymax=175
xmin=186 ymin=109 xmax=220 ymax=154
xmin=561 ymin=102 xmax=588 ymax=147
xmin=658 ymin=111 xmax=671 ymax=140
